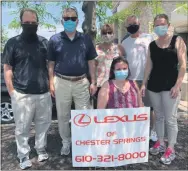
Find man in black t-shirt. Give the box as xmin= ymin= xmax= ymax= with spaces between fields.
xmin=2 ymin=8 xmax=52 ymax=170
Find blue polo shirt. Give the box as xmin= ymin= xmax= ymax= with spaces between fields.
xmin=47 ymin=31 xmax=98 ymax=76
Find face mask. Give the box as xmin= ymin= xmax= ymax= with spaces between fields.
xmin=63 ymin=20 xmax=77 ymax=33
xmin=21 ymin=24 xmax=38 ymax=37
xmin=101 ymin=34 xmax=114 ymax=43
xmin=127 ymin=24 xmax=139 ymax=34
xmin=114 ymin=70 xmax=129 ymax=80
xmin=154 ymin=25 xmax=168 ymax=36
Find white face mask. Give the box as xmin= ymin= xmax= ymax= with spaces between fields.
xmin=101 ymin=34 xmax=114 ymax=43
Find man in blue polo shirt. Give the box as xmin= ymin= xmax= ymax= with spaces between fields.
xmin=47 ymin=7 xmax=97 ymax=155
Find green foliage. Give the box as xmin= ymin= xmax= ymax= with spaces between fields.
xmin=96 ymin=1 xmax=113 ymax=25
xmin=107 ymin=2 xmax=146 ymax=25
xmin=107 ymin=0 xmax=166 ymax=27
xmin=1 ymin=27 xmax=9 ymax=53
xmin=95 ymin=32 xmax=103 ymax=44
xmin=3 ymin=1 xmax=113 ymax=31
xmin=3 ymin=1 xmax=60 ymax=30
xmin=176 ymin=2 xmax=188 ymax=15
xmin=8 ymin=18 xmax=20 ymax=29
xmin=146 ymin=0 xmax=165 ymax=18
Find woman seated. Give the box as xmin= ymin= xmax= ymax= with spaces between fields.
xmin=97 ymin=56 xmax=143 ymax=109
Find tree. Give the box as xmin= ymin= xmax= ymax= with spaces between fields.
xmin=2 ymin=1 xmax=59 ymax=30
xmin=1 ymin=27 xmax=8 ymax=53
xmin=176 ymin=1 xmax=188 ymax=15
xmin=2 ymin=1 xmax=113 ymax=43
xmin=2 ymin=1 xmax=112 ymax=30
xmin=107 ymin=1 xmax=165 ymax=25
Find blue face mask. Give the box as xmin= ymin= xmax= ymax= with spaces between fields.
xmin=63 ymin=20 xmax=77 ymax=33
xmin=154 ymin=25 xmax=168 ymax=36
xmin=114 ymin=70 xmax=129 ymax=80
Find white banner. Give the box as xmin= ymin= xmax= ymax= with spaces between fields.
xmin=71 ymin=107 xmax=150 ymax=167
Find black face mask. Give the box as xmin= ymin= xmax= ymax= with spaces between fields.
xmin=21 ymin=24 xmax=38 ymax=38
xmin=127 ymin=24 xmax=139 ymax=34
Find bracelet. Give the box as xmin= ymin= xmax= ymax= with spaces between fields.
xmin=91 ymin=83 xmax=97 ymax=86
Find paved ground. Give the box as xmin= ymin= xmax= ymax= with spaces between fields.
xmin=1 ymin=103 xmax=188 ymax=170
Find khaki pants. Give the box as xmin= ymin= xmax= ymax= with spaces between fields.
xmin=11 ymin=90 xmax=52 ymax=159
xmin=54 ymin=76 xmax=90 ymax=147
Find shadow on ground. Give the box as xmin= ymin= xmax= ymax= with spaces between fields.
xmin=1 ymin=120 xmax=188 ymax=170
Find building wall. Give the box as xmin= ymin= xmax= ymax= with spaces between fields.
xmin=114 ymin=1 xmax=179 ymax=43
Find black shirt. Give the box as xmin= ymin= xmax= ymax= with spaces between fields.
xmin=2 ymin=34 xmax=49 ymax=94
xmin=47 ymin=31 xmax=98 ymax=76
xmin=147 ymin=35 xmax=178 ymax=92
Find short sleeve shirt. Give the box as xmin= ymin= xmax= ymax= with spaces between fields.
xmin=47 ymin=31 xmax=98 ymax=76
xmin=122 ymin=33 xmax=154 ymax=80
xmin=96 ymin=43 xmax=119 ymax=87
xmin=2 ymin=34 xmax=49 ymax=94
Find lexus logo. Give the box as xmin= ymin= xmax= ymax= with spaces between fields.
xmin=73 ymin=114 xmax=91 ymax=127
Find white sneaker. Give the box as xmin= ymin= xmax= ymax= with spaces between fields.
xmin=38 ymin=153 xmax=49 ymax=162
xmin=150 ymin=130 xmax=158 ymax=142
xmin=61 ymin=145 xmax=70 ymax=155
xmin=20 ymin=156 xmax=32 ymax=170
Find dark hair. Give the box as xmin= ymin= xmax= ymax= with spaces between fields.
xmin=109 ymin=56 xmax=131 ymax=80
xmin=100 ymin=24 xmax=113 ymax=34
xmin=154 ymin=14 xmax=169 ymax=24
xmin=20 ymin=8 xmax=39 ymax=22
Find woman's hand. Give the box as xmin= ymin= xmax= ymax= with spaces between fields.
xmin=140 ymin=84 xmax=146 ymax=97
xmin=90 ymin=83 xmax=97 ymax=96
xmin=170 ymin=85 xmax=180 ymax=98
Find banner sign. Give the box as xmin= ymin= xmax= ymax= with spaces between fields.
xmin=71 ymin=107 xmax=150 ymax=167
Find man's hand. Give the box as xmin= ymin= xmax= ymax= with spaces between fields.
xmin=9 ymin=89 xmax=15 ymax=96
xmin=50 ymin=83 xmax=55 ymax=98
xmin=90 ymin=83 xmax=97 ymax=96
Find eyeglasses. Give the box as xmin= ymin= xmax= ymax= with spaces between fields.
xmin=63 ymin=17 xmax=77 ymax=21
xmin=21 ymin=21 xmax=38 ymax=25
xmin=102 ymin=32 xmax=113 ymax=35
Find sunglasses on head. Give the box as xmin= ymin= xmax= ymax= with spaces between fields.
xmin=102 ymin=31 xmax=113 ymax=35
xmin=63 ymin=17 xmax=77 ymax=21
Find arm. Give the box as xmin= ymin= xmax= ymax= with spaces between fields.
xmin=141 ymin=47 xmax=153 ymax=97
xmin=48 ymin=49 xmax=55 ymax=86
xmin=2 ymin=39 xmax=15 ymax=96
xmin=171 ymin=36 xmax=187 ymax=98
xmin=142 ymin=47 xmax=152 ymax=86
xmin=175 ymin=36 xmax=187 ymax=89
xmin=117 ymin=44 xmax=125 ymax=56
xmin=47 ymin=37 xmax=56 ymax=97
xmin=4 ymin=65 xmax=14 ymax=95
xmin=86 ymin=35 xmax=98 ymax=95
xmin=88 ymin=60 xmax=96 ymax=85
xmin=97 ymin=81 xmax=109 ymax=109
xmin=133 ymin=81 xmax=144 ymax=107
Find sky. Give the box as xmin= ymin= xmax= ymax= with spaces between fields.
xmin=2 ymin=2 xmax=112 ymax=40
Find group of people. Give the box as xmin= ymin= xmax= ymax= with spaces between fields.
xmin=2 ymin=6 xmax=187 ymax=170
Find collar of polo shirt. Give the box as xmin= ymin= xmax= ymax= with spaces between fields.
xmin=61 ymin=31 xmax=81 ymax=41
